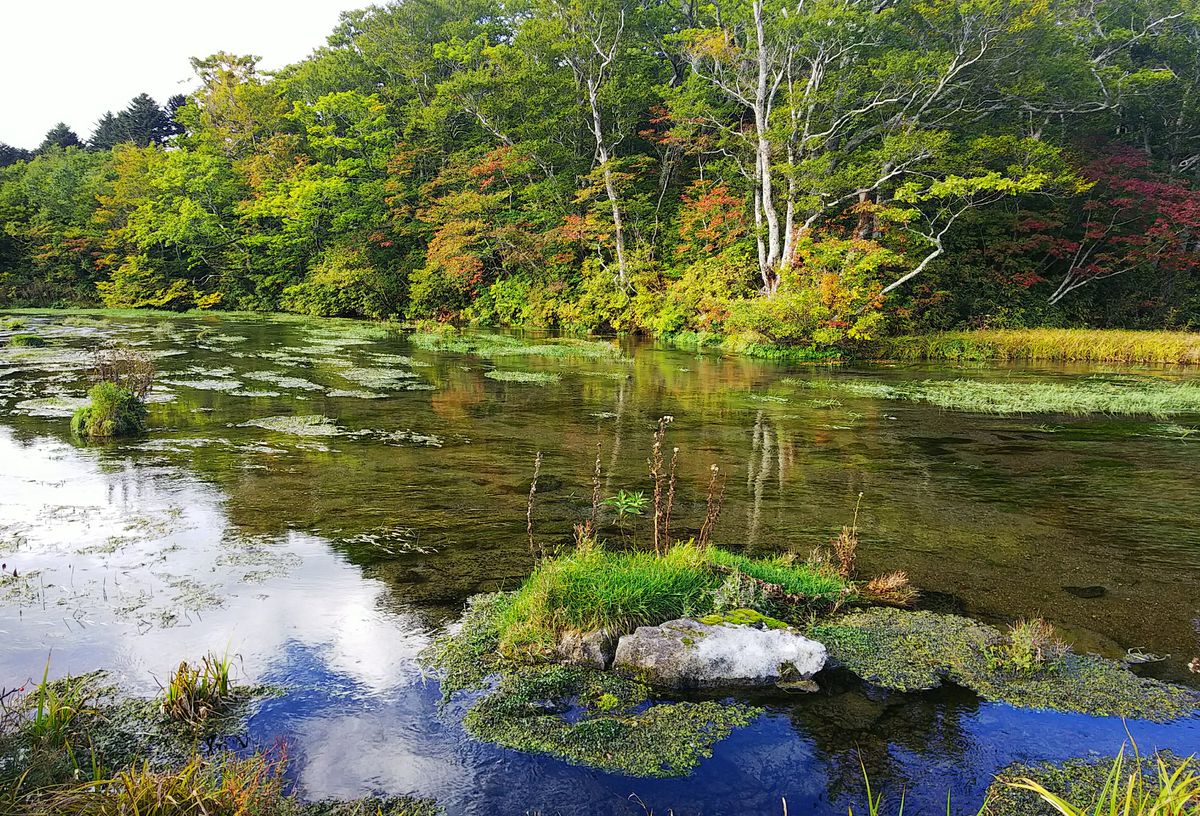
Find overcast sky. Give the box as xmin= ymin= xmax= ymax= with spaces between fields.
xmin=0 ymin=0 xmax=366 ymax=149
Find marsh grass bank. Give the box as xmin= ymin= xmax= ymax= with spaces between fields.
xmin=877 ymin=329 xmax=1200 ymax=366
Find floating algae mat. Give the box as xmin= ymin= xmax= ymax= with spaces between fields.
xmin=238 ymin=414 xmax=344 ymax=436
xmin=797 ymin=376 xmax=1200 ymax=416
xmin=812 ymin=609 xmax=1199 ymax=721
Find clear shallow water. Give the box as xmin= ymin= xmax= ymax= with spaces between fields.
xmin=1 ymin=312 xmax=1198 ymax=815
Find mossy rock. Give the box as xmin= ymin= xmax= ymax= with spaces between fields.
xmin=812 ymin=608 xmax=1199 ymax=721
xmin=463 ymin=664 xmax=760 ymax=777
xmin=70 ymin=382 xmax=149 ymax=439
xmin=697 ymin=608 xmax=789 ymax=629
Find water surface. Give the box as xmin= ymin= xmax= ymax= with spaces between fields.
xmin=1 ymin=312 xmax=1197 ymax=815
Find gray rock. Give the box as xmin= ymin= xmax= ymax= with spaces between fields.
xmin=557 ymin=628 xmax=617 ymax=669
xmin=613 ymin=618 xmax=827 ymax=690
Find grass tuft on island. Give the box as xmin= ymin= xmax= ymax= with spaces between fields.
xmin=71 ymin=382 xmax=149 ymax=439
xmin=492 ymin=540 xmax=855 ymax=660
xmin=798 ymin=376 xmax=1200 ymax=416
xmin=812 ymin=608 xmax=1199 ymax=721
xmin=876 ymin=329 xmax=1200 ymax=366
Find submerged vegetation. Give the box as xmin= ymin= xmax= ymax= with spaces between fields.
xmin=812 ymin=608 xmax=1198 ymax=721
xmin=799 ymin=376 xmax=1200 ymax=416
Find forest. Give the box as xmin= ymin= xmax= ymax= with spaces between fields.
xmin=1 ymin=0 xmax=1198 ymax=351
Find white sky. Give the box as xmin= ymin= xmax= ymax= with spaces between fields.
xmin=0 ymin=0 xmax=366 ymax=149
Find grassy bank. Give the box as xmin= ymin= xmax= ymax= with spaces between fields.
xmin=877 ymin=329 xmax=1200 ymax=365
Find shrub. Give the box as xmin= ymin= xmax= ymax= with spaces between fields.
xmin=71 ymin=382 xmax=148 ymax=439
xmin=280 ymin=247 xmax=392 ymax=320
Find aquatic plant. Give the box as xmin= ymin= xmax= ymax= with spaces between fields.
xmin=483 ymin=369 xmax=561 ymax=384
xmin=25 ymin=664 xmax=95 ymax=748
xmin=801 ymin=376 xmax=1200 ymax=417
xmin=238 ymin=415 xmax=343 ymax=436
xmin=1 ymin=318 xmax=28 ymax=330
xmin=462 ymin=664 xmax=760 ymax=777
xmin=423 ymin=592 xmax=516 ymax=700
xmin=7 ymin=333 xmax=46 ymax=348
xmin=411 ymin=331 xmax=623 ymax=360
xmin=159 ymin=653 xmax=234 ymax=726
xmin=70 ymin=382 xmax=149 ymax=439
xmin=878 ymin=329 xmax=1200 ymax=366
xmin=812 ymin=608 xmax=1199 ymax=720
xmin=987 ymin=618 xmax=1068 ymax=677
xmin=984 ymin=743 xmax=1200 ymax=816
xmin=697 ymin=464 xmax=726 ymax=549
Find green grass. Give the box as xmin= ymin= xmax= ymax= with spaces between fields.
xmin=800 ymin=376 xmax=1200 ymax=416
xmin=707 ymin=547 xmax=854 ymax=601
xmin=985 ymin=746 xmax=1200 ymax=816
xmin=491 ymin=542 xmax=855 ymax=658
xmin=878 ymin=329 xmax=1200 ymax=366
xmin=497 ymin=541 xmax=718 ymax=657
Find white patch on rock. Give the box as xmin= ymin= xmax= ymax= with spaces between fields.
xmin=613 ymin=617 xmax=827 ymax=690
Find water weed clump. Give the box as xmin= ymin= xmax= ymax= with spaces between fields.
xmin=71 ymin=382 xmax=149 ymax=440
xmin=462 ymin=664 xmax=760 ymax=778
xmin=802 ymin=376 xmax=1200 ymax=416
xmin=484 ymin=369 xmax=561 ymax=384
xmin=984 ymin=745 xmax=1200 ymax=816
xmin=813 ymin=608 xmax=1199 ymax=720
xmin=6 ymin=333 xmax=46 ymax=348
xmin=238 ymin=415 xmax=343 ymax=437
xmin=160 ymin=653 xmax=235 ymax=726
xmin=878 ymin=329 xmax=1200 ymax=366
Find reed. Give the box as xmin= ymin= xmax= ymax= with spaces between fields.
xmin=878 ymin=329 xmax=1200 ymax=366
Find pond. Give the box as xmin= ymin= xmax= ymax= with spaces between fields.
xmin=1 ymin=312 xmax=1197 ymax=815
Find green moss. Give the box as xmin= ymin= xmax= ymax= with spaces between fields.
xmin=422 ymin=591 xmax=515 ymax=700
xmin=70 ymin=382 xmax=148 ymax=439
xmin=697 ymin=608 xmax=789 ymax=629
xmin=7 ymin=333 xmax=46 ymax=348
xmin=462 ymin=664 xmax=760 ymax=777
xmin=812 ymin=608 xmax=1199 ymax=721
